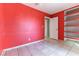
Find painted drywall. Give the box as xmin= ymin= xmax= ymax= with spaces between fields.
xmin=50 ymin=11 xmax=64 ymax=40
xmin=0 ymin=3 xmax=50 ymax=50
xmin=0 ymin=4 xmax=4 ymax=50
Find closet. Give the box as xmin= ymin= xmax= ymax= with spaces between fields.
xmin=64 ymin=6 xmax=79 ymax=41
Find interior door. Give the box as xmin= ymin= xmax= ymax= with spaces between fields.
xmin=49 ymin=17 xmax=58 ymax=40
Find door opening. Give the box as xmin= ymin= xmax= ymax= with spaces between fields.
xmin=49 ymin=17 xmax=58 ymax=40
xmin=44 ymin=17 xmax=58 ymax=40
xmin=44 ymin=17 xmax=50 ymax=39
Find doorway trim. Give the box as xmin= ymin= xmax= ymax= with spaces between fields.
xmin=44 ymin=17 xmax=50 ymax=39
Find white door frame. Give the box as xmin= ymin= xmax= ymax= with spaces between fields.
xmin=44 ymin=17 xmax=50 ymax=39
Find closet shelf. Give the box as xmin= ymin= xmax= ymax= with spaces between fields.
xmin=64 ymin=31 xmax=79 ymax=34
xmin=65 ymin=12 xmax=79 ymax=17
xmin=64 ymin=36 xmax=79 ymax=39
xmin=64 ymin=17 xmax=79 ymax=22
xmin=64 ymin=24 xmax=79 ymax=27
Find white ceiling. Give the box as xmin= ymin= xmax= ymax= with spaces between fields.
xmin=23 ymin=3 xmax=79 ymax=14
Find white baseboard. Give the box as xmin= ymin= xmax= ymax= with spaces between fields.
xmin=1 ymin=50 xmax=6 ymax=56
xmin=1 ymin=39 xmax=43 ymax=56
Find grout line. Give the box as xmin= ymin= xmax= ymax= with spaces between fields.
xmin=65 ymin=43 xmax=74 ymax=56
xmin=17 ymin=48 xmax=19 ymax=56
xmin=40 ymin=40 xmax=58 ymax=56
xmin=31 ymin=42 xmax=47 ymax=56
xmin=26 ymin=46 xmax=33 ymax=56
xmin=50 ymin=45 xmax=60 ymax=56
xmin=3 ymin=40 xmax=43 ymax=52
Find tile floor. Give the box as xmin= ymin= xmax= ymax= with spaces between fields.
xmin=1 ymin=39 xmax=79 ymax=56
xmin=0 ymin=50 xmax=2 ymax=55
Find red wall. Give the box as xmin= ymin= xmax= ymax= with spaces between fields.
xmin=0 ymin=4 xmax=4 ymax=50
xmin=0 ymin=3 xmax=69 ymax=50
xmin=0 ymin=3 xmax=49 ymax=50
xmin=50 ymin=11 xmax=64 ymax=40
